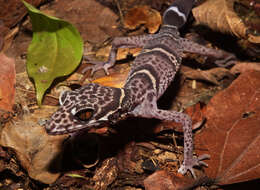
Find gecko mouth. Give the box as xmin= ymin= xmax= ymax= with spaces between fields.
xmin=45 ymin=120 xmax=106 ymax=135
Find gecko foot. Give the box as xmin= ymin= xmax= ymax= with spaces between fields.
xmin=178 ymin=154 xmax=210 ymax=178
xmin=82 ymin=61 xmax=111 ymax=76
xmin=82 ymin=56 xmax=112 ymax=76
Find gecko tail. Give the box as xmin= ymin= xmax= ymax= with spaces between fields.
xmin=163 ymin=0 xmax=195 ymax=28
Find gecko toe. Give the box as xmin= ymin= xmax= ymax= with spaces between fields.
xmin=82 ymin=61 xmax=109 ymax=76
xmin=178 ymin=154 xmax=210 ymax=178
xmin=198 ymin=154 xmax=210 ymax=160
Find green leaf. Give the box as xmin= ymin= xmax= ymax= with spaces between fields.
xmin=66 ymin=173 xmax=86 ymax=179
xmin=23 ymin=1 xmax=83 ymax=106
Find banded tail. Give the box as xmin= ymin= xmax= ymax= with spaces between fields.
xmin=163 ymin=0 xmax=195 ymax=28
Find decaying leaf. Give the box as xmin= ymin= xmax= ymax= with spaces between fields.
xmin=0 ymin=0 xmax=44 ymax=28
xmin=192 ymin=0 xmax=260 ymax=43
xmin=195 ymin=70 xmax=260 ymax=185
xmin=93 ymin=158 xmax=118 ymax=190
xmin=124 ymin=6 xmax=162 ymax=33
xmin=230 ymin=62 xmax=260 ymax=75
xmin=24 ymin=1 xmax=83 ymax=105
xmin=0 ymin=106 xmax=68 ymax=184
xmin=0 ymin=52 xmax=15 ymax=112
xmin=96 ymin=46 xmax=142 ymax=61
xmin=144 ymin=170 xmax=197 ymax=190
xmin=183 ymin=67 xmax=234 ymax=85
xmin=46 ymin=0 xmax=121 ymax=44
xmin=93 ymin=66 xmax=130 ymax=88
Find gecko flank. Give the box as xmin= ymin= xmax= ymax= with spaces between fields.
xmin=45 ymin=0 xmax=236 ymax=177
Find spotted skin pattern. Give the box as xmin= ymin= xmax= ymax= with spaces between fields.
xmin=45 ymin=0 xmax=236 ymax=177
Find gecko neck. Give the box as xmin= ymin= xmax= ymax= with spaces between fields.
xmin=160 ymin=25 xmax=180 ymax=36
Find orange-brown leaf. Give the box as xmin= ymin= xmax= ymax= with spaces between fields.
xmin=124 ymin=6 xmax=161 ymax=33
xmin=0 ymin=52 xmax=15 ymax=112
xmin=230 ymin=62 xmax=260 ymax=75
xmin=195 ymin=70 xmax=260 ymax=185
xmin=93 ymin=66 xmax=130 ymax=88
xmin=144 ymin=170 xmax=196 ymax=190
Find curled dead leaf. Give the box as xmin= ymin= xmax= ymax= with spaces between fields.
xmin=192 ymin=0 xmax=260 ymax=43
xmin=124 ymin=6 xmax=161 ymax=33
xmin=183 ymin=67 xmax=234 ymax=85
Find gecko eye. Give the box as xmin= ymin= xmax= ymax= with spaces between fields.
xmin=75 ymin=109 xmax=94 ymax=122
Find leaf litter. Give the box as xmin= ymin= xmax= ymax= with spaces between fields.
xmin=1 ymin=0 xmax=260 ymax=189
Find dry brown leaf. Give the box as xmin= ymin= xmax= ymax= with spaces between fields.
xmin=195 ymin=70 xmax=260 ymax=185
xmin=93 ymin=66 xmax=130 ymax=88
xmin=192 ymin=0 xmax=260 ymax=42
xmin=124 ymin=6 xmax=161 ymax=33
xmin=183 ymin=67 xmax=233 ymax=85
xmin=0 ymin=52 xmax=15 ymax=112
xmin=45 ymin=0 xmax=121 ymax=44
xmin=144 ymin=170 xmax=197 ymax=190
xmin=93 ymin=158 xmax=118 ymax=190
xmin=230 ymin=62 xmax=260 ymax=75
xmin=0 ymin=106 xmax=68 ymax=184
xmin=96 ymin=46 xmax=141 ymax=60
xmin=0 ymin=0 xmax=44 ymax=28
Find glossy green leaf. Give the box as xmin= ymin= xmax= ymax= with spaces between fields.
xmin=23 ymin=1 xmax=83 ymax=105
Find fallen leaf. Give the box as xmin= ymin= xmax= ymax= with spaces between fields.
xmin=96 ymin=46 xmax=142 ymax=61
xmin=193 ymin=0 xmax=253 ymax=41
xmin=24 ymin=1 xmax=83 ymax=105
xmin=0 ymin=106 xmax=68 ymax=184
xmin=183 ymin=67 xmax=234 ymax=85
xmin=144 ymin=170 xmax=197 ymax=190
xmin=233 ymin=1 xmax=260 ymax=43
xmin=124 ymin=6 xmax=161 ymax=33
xmin=0 ymin=52 xmax=15 ymax=112
xmin=117 ymin=142 xmax=144 ymax=174
xmin=93 ymin=158 xmax=118 ymax=190
xmin=0 ymin=27 xmax=5 ymax=51
xmin=47 ymin=0 xmax=121 ymax=44
xmin=195 ymin=70 xmax=260 ymax=185
xmin=93 ymin=66 xmax=130 ymax=88
xmin=0 ymin=0 xmax=44 ymax=28
xmin=230 ymin=62 xmax=260 ymax=75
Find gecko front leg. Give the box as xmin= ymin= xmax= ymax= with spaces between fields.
xmin=181 ymin=37 xmax=237 ymax=67
xmin=83 ymin=34 xmax=155 ymax=75
xmin=131 ymin=94 xmax=210 ymax=178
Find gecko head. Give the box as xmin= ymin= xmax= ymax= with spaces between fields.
xmin=163 ymin=0 xmax=194 ymax=28
xmin=45 ymin=83 xmax=126 ymax=135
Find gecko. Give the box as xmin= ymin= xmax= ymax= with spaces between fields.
xmin=45 ymin=0 xmax=236 ymax=177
